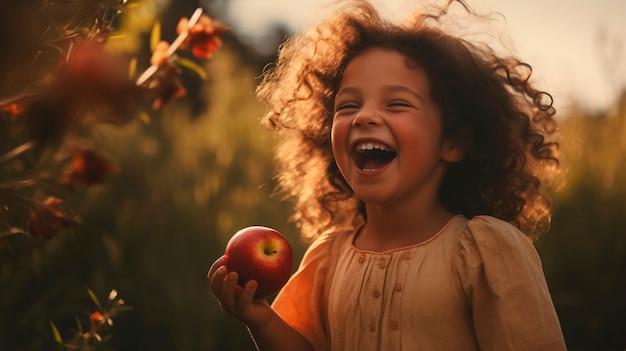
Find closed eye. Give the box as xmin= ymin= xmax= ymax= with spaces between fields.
xmin=335 ymin=102 xmax=360 ymax=112
xmin=387 ymin=100 xmax=413 ymax=108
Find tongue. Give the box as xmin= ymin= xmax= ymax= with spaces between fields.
xmin=363 ymin=158 xmax=386 ymax=170
xmin=354 ymin=149 xmax=395 ymax=170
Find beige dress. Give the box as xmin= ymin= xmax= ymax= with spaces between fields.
xmin=272 ymin=215 xmax=567 ymax=351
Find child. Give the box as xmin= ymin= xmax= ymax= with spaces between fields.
xmin=209 ymin=0 xmax=567 ymax=350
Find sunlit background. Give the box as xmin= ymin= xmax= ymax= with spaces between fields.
xmin=1 ymin=0 xmax=625 ymax=350
xmin=219 ymin=0 xmax=626 ymax=113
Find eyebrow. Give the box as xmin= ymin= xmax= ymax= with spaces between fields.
xmin=335 ymin=85 xmax=425 ymax=103
xmin=385 ymin=85 xmax=425 ymax=103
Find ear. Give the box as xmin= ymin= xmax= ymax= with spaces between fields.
xmin=441 ymin=129 xmax=472 ymax=163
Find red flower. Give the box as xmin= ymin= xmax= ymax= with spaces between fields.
xmin=62 ymin=42 xmax=140 ymax=122
xmin=90 ymin=311 xmax=105 ymax=331
xmin=177 ymin=15 xmax=227 ymax=59
xmin=0 ymin=102 xmax=25 ymax=120
xmin=22 ymin=42 xmax=140 ymax=144
xmin=60 ymin=148 xmax=118 ymax=189
xmin=147 ymin=63 xmax=187 ymax=110
xmin=150 ymin=41 xmax=171 ymax=67
xmin=27 ymin=197 xmax=78 ymax=240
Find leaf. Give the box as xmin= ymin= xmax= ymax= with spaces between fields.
xmin=107 ymin=33 xmax=125 ymax=40
xmin=108 ymin=289 xmax=118 ymax=300
xmin=87 ymin=288 xmax=102 ymax=310
xmin=138 ymin=111 xmax=152 ymax=125
xmin=150 ymin=22 xmax=161 ymax=52
xmin=0 ymin=142 xmax=34 ymax=164
xmin=49 ymin=322 xmax=63 ymax=344
xmin=75 ymin=315 xmax=83 ymax=335
xmin=128 ymin=57 xmax=137 ymax=80
xmin=35 ymin=144 xmax=58 ymax=168
xmin=176 ymin=57 xmax=208 ymax=80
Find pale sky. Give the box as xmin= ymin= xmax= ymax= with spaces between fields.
xmin=214 ymin=0 xmax=626 ymax=113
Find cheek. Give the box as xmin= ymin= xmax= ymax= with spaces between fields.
xmin=391 ymin=121 xmax=440 ymax=164
xmin=330 ymin=121 xmax=350 ymax=170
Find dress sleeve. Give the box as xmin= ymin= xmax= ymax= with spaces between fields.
xmin=271 ymin=232 xmax=335 ymax=351
xmin=454 ymin=216 xmax=567 ymax=351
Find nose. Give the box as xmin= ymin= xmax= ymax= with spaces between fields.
xmin=352 ymin=108 xmax=381 ymax=127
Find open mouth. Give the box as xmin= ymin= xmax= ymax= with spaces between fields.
xmin=352 ymin=142 xmax=397 ymax=171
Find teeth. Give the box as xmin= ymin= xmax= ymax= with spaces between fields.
xmin=355 ymin=142 xmax=393 ymax=152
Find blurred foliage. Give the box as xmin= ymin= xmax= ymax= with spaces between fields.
xmin=0 ymin=0 xmax=625 ymax=350
xmin=0 ymin=1 xmax=300 ymax=350
xmin=0 ymin=45 xmax=304 ymax=350
xmin=538 ymin=94 xmax=626 ymax=350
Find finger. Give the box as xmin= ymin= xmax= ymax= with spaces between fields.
xmin=238 ymin=280 xmax=258 ymax=308
xmin=208 ymin=255 xmax=229 ymax=280
xmin=220 ymin=271 xmax=240 ymax=311
xmin=209 ymin=266 xmax=229 ymax=298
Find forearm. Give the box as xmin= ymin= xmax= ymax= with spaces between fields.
xmin=247 ymin=312 xmax=314 ymax=351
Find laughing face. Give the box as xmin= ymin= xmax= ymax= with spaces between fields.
xmin=331 ymin=48 xmax=461 ymax=211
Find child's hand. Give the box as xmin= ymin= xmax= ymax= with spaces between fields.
xmin=208 ymin=255 xmax=276 ymax=328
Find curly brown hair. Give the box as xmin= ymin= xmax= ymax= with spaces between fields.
xmin=257 ymin=0 xmax=560 ymax=241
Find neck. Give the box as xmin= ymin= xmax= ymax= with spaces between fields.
xmin=356 ymin=201 xmax=454 ymax=252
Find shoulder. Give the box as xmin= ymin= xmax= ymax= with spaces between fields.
xmin=454 ymin=215 xmax=544 ymax=290
xmin=439 ymin=215 xmax=535 ymax=261
xmin=307 ymin=227 xmax=354 ymax=254
xmin=297 ymin=227 xmax=355 ymax=272
xmin=465 ymin=215 xmax=525 ymax=234
xmin=461 ymin=215 xmax=536 ymax=254
xmin=454 ymin=215 xmax=544 ymax=287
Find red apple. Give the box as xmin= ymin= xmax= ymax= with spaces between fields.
xmin=224 ymin=226 xmax=294 ymax=299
